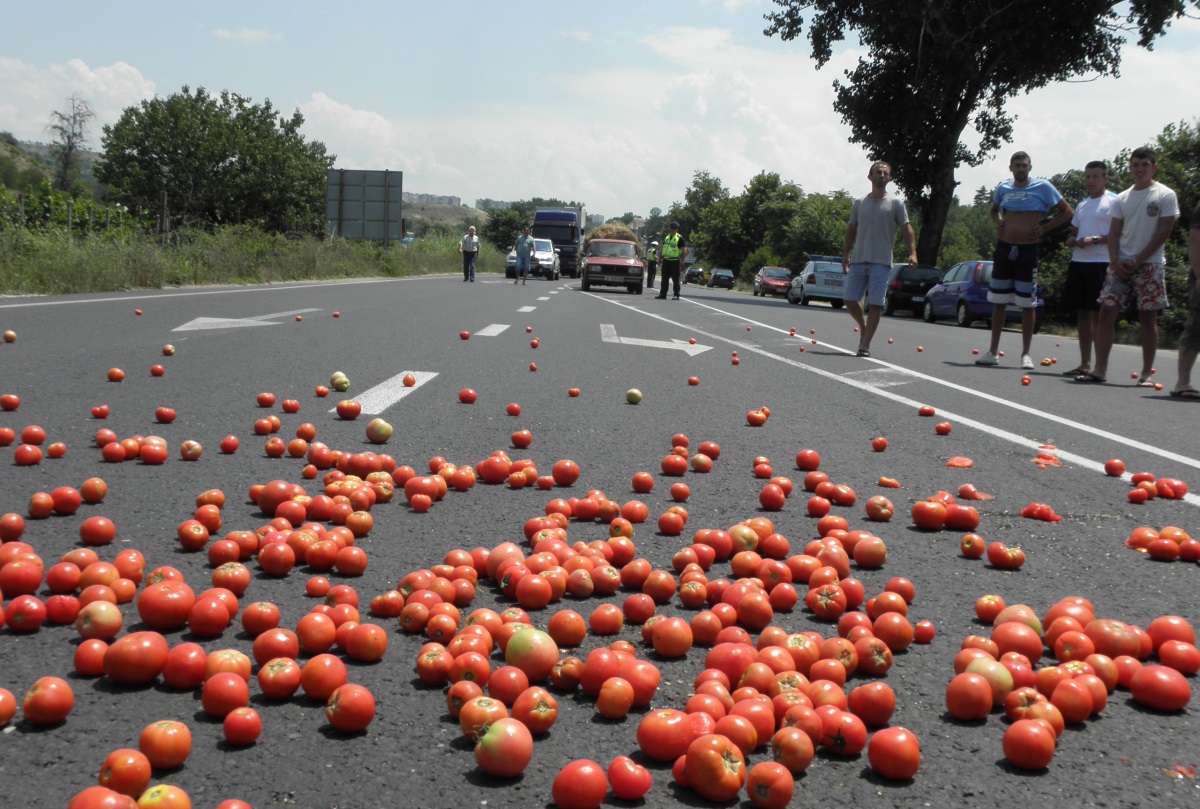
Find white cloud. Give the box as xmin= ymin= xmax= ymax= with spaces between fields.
xmin=560 ymin=28 xmax=591 ymax=43
xmin=0 ymin=57 xmax=154 ymax=142
xmin=211 ymin=27 xmax=283 ymax=44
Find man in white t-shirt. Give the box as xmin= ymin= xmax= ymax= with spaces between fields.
xmin=458 ymin=226 xmax=480 ymax=282
xmin=1061 ymin=161 xmax=1117 ymax=377
xmin=841 ymin=161 xmax=916 ymax=357
xmin=1079 ymin=147 xmax=1179 ymax=385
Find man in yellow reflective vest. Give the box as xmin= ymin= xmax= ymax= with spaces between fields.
xmin=656 ymin=222 xmax=688 ymax=300
xmin=646 ymin=240 xmax=659 ymax=289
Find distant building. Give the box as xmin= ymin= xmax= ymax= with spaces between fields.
xmin=586 ymin=213 xmax=605 ymax=229
xmin=403 ymin=192 xmax=461 ymax=207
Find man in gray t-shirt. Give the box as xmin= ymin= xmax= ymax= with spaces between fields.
xmin=842 ymin=161 xmax=917 ymax=357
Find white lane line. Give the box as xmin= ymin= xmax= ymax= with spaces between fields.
xmin=517 ymin=306 xmax=537 ymax=313
xmin=584 ymin=291 xmax=1200 ymax=506
xmin=330 ymin=371 xmax=437 ymax=416
xmin=679 ymin=295 xmax=1200 ymax=472
xmin=537 ymin=297 xmax=550 ymax=301
xmin=0 ymin=277 xmax=418 ymax=309
xmin=474 ymin=324 xmax=510 ymax=337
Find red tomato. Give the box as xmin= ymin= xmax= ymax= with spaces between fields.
xmin=552 ymin=759 xmax=608 ymax=809
xmin=945 ymin=672 xmax=992 ymax=720
xmin=745 ymin=761 xmax=793 ymax=808
xmin=1128 ymin=664 xmax=1191 ymax=712
xmin=685 ymin=733 xmax=746 ymax=801
xmin=22 ymin=676 xmax=74 ymax=724
xmin=222 ymin=707 xmax=262 ymax=746
xmin=637 ymin=708 xmax=695 ymax=761
xmin=1003 ymin=718 xmax=1056 ymax=770
xmin=138 ymin=720 xmax=192 ymax=769
xmin=325 ymin=683 xmax=376 ymax=732
xmin=868 ymin=726 xmax=921 ymax=780
xmin=202 ymin=672 xmax=250 ymax=718
xmin=473 ymin=717 xmax=533 ymax=777
xmin=104 ymin=632 xmax=170 ymax=686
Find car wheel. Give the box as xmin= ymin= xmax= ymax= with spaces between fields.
xmin=632 ymin=284 xmax=643 ymax=295
xmin=883 ymin=295 xmax=896 ymax=317
xmin=831 ymin=299 xmax=844 ymax=309
xmin=923 ymin=301 xmax=936 ymax=323
xmin=956 ymin=301 xmax=974 ymax=327
xmin=581 ymin=276 xmax=591 ymax=291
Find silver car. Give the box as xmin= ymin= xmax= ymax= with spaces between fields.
xmin=787 ymin=256 xmax=845 ymax=308
xmin=506 ymin=238 xmax=561 ymax=280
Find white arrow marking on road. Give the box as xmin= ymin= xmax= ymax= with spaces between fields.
xmin=173 ymin=308 xmax=322 ymax=332
xmin=600 ymin=324 xmax=712 ymax=355
xmin=474 ymin=324 xmax=510 ymax=337
xmin=330 ymin=371 xmax=438 ymax=416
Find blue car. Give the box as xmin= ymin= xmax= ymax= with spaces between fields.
xmin=922 ymin=260 xmax=1044 ymax=329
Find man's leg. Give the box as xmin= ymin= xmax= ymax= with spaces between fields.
xmin=656 ymin=264 xmax=670 ymax=298
xmin=1139 ymin=309 xmax=1158 ymax=381
xmin=463 ymin=253 xmax=470 ymax=281
xmin=1020 ymin=307 xmax=1036 ymax=356
xmin=1076 ymin=309 xmax=1096 ymax=372
xmin=1091 ymin=304 xmax=1119 ymax=379
xmin=863 ymin=305 xmax=882 ymax=349
xmin=845 ymin=300 xmax=866 ymax=333
xmin=671 ymin=264 xmax=682 ymax=298
xmin=1177 ymin=347 xmax=1198 ymax=392
xmin=987 ymin=304 xmax=1006 ymax=355
xmin=647 ymin=265 xmax=656 ymax=288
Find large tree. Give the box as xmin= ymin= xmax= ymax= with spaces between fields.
xmin=47 ymin=94 xmax=94 ymax=192
xmin=764 ymin=0 xmax=1194 ymax=264
xmin=97 ymin=86 xmax=334 ymax=235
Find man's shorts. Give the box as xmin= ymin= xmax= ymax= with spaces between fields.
xmin=1063 ymin=261 xmax=1107 ymax=311
xmin=515 ymin=255 xmax=531 ymax=274
xmin=1098 ymin=263 xmax=1168 ymax=311
xmin=843 ymin=263 xmax=890 ymax=308
xmin=1181 ymin=269 xmax=1200 ymax=352
xmin=988 ymin=241 xmax=1039 ymax=308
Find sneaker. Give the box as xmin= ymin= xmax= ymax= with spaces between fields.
xmin=1021 ymin=355 xmax=1034 ymax=370
xmin=672 ymin=295 xmax=680 ymax=300
xmin=975 ymin=351 xmax=999 ymax=366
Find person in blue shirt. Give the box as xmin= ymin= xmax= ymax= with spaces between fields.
xmin=513 ymin=226 xmax=535 ymax=285
xmin=976 ymin=152 xmax=1073 ymax=369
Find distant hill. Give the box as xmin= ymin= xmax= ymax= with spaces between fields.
xmin=403 ymin=202 xmax=489 ymax=237
xmin=0 ymin=138 xmax=51 ymax=189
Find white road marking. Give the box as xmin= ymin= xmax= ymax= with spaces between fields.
xmin=0 ymin=277 xmax=417 ymax=309
xmin=474 ymin=324 xmax=510 ymax=337
xmin=517 ymin=306 xmax=537 ymax=313
xmin=587 ymin=292 xmax=1200 ymax=506
xmin=600 ymin=324 xmax=712 ymax=355
xmin=537 ymin=297 xmax=550 ymax=301
xmin=330 ymin=371 xmax=438 ymax=416
xmin=173 ymin=308 xmax=322 ymax=331
xmin=844 ymin=369 xmax=916 ymax=389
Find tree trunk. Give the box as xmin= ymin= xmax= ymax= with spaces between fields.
xmin=915 ymin=156 xmax=960 ymax=266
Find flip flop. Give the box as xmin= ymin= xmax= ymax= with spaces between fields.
xmin=1061 ymin=366 xmax=1087 ymax=377
xmin=1075 ymin=373 xmax=1106 ymax=383
xmin=1135 ymin=377 xmax=1155 ymax=388
xmin=1169 ymin=388 xmax=1200 ymax=399
xmin=856 ymin=349 xmax=871 ymax=358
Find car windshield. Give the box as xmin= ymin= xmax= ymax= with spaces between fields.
xmin=714 ymin=270 xmax=733 ymax=277
xmin=764 ymin=268 xmax=791 ymax=279
xmin=532 ymin=224 xmax=576 ymax=242
xmin=589 ymin=242 xmax=637 ymax=258
xmin=811 ymin=262 xmax=841 ymax=274
xmin=534 ymin=240 xmax=553 ymax=252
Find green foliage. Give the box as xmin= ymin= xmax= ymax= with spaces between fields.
xmin=481 ymin=207 xmax=529 ymax=253
xmin=97 ymin=86 xmax=334 ymax=236
xmin=785 ymin=192 xmax=852 ymax=262
xmin=739 ymin=245 xmax=783 ymax=285
xmin=0 ymin=182 xmax=147 ymax=235
xmin=764 ymin=0 xmax=1194 ymax=265
xmin=643 ymin=207 xmax=667 ymax=240
xmin=0 ymin=227 xmax=501 ymax=295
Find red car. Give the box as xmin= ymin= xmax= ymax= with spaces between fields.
xmin=580 ymin=239 xmax=645 ymax=295
xmin=753 ymin=266 xmax=793 ymax=297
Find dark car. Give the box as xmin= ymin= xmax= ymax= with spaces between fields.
xmin=787 ymin=257 xmax=844 ymax=307
xmin=683 ymin=266 xmax=704 ymax=285
xmin=923 ymin=260 xmax=1044 ymax=328
xmin=579 ymin=239 xmax=645 ymax=295
xmin=752 ymin=266 xmax=793 ymax=298
xmin=883 ymin=264 xmax=943 ymax=316
xmin=707 ymin=268 xmax=735 ymax=289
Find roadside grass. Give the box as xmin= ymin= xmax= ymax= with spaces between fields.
xmin=0 ymin=228 xmax=507 ymax=295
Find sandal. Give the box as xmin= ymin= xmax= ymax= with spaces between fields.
xmin=856 ymin=348 xmax=871 ymax=358
xmin=1075 ymin=372 xmax=1106 ymax=383
xmin=1135 ymin=376 xmax=1155 ymax=388
xmin=1169 ymin=387 xmax=1200 ymax=399
xmin=1060 ymin=366 xmax=1087 ymax=377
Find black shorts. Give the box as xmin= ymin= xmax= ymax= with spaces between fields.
xmin=988 ymin=241 xmax=1039 ymax=307
xmin=1063 ymin=261 xmax=1107 ymax=312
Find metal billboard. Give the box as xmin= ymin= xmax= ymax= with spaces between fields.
xmin=325 ymin=169 xmax=403 ymax=244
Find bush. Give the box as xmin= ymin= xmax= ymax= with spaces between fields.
xmin=739 ymin=246 xmax=783 ymax=285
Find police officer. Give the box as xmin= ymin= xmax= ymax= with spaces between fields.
xmin=646 ymin=240 xmax=659 ymax=289
xmin=656 ymin=223 xmax=687 ymax=300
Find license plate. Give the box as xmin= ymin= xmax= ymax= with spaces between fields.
xmin=824 ymin=278 xmax=844 ymax=287
xmin=1006 ymin=305 xmax=1020 ymax=312
xmin=911 ymin=295 xmax=924 ymax=303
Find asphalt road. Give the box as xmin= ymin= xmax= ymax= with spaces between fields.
xmin=1 ymin=273 xmax=1197 ymax=808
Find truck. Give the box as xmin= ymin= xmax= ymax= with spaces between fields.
xmin=532 ymin=207 xmax=585 ymax=277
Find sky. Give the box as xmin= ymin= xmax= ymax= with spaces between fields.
xmin=2 ymin=1 xmax=1199 ymax=220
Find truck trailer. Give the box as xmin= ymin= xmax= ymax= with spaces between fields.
xmin=532 ymin=207 xmax=585 ymax=277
